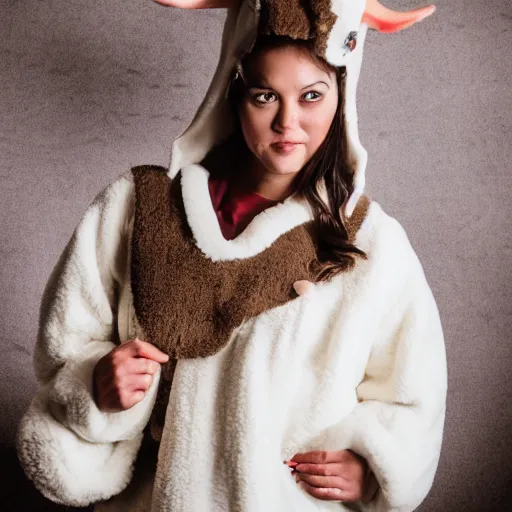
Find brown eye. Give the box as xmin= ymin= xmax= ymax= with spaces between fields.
xmin=254 ymin=92 xmax=277 ymax=104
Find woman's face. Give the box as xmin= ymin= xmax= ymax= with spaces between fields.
xmin=237 ymin=45 xmax=338 ymax=179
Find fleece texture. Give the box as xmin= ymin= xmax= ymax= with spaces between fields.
xmin=131 ymin=165 xmax=318 ymax=362
xmin=17 ymin=167 xmax=447 ymax=511
xmin=130 ymin=164 xmax=370 ymax=440
xmin=130 ymin=164 xmax=370 ymax=359
xmin=16 ymin=175 xmax=160 ymax=506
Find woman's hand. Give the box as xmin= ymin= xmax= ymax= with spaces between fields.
xmin=286 ymin=449 xmax=374 ymax=503
xmin=93 ymin=338 xmax=169 ymax=412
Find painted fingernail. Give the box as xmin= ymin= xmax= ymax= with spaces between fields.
xmin=286 ymin=461 xmax=298 ymax=468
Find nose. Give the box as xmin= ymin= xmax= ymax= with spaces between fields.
xmin=272 ymin=100 xmax=300 ymax=133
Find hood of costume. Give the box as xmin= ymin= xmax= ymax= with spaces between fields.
xmin=168 ymin=0 xmax=436 ymax=215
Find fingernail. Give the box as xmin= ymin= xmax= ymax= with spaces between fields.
xmin=286 ymin=461 xmax=298 ymax=468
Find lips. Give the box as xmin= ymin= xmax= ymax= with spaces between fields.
xmin=271 ymin=142 xmax=301 ymax=153
xmin=272 ymin=140 xmax=301 ymax=146
xmin=271 ymin=141 xmax=303 ymax=153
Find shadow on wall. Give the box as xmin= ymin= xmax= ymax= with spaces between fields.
xmin=0 ymin=444 xmax=93 ymax=512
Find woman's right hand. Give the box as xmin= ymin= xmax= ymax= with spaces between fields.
xmin=93 ymin=338 xmax=169 ymax=412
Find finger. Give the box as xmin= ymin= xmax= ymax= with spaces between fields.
xmin=99 ymin=389 xmax=145 ymax=412
xmin=125 ymin=357 xmax=160 ymax=375
xmin=128 ymin=339 xmax=169 ymax=363
xmin=296 ymin=472 xmax=346 ymax=490
xmin=119 ymin=390 xmax=146 ymax=410
xmin=290 ymin=450 xmax=345 ymax=465
xmin=294 ymin=462 xmax=344 ymax=477
xmin=128 ymin=373 xmax=154 ymax=392
xmin=296 ymin=478 xmax=350 ymax=502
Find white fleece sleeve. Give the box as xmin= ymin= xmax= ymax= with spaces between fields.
xmin=323 ymin=246 xmax=448 ymax=511
xmin=17 ymin=171 xmax=159 ymax=506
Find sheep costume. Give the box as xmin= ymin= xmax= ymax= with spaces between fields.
xmin=16 ymin=1 xmax=447 ymax=511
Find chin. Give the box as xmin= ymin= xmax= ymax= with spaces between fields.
xmin=271 ymin=166 xmax=303 ymax=176
xmin=262 ymin=154 xmax=307 ymax=176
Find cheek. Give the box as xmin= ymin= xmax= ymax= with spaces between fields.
xmin=304 ymin=99 xmax=338 ymax=151
xmin=238 ymin=104 xmax=273 ymax=152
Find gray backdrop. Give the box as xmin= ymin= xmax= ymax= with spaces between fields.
xmin=1 ymin=0 xmax=511 ymax=510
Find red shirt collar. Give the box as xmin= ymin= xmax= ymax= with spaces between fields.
xmin=208 ymin=174 xmax=279 ymax=241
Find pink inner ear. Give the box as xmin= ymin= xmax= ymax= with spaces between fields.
xmin=362 ymin=1 xmax=436 ymax=33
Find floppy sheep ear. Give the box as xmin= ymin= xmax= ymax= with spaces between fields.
xmin=153 ymin=0 xmax=237 ymax=8
xmin=363 ymin=0 xmax=436 ymax=33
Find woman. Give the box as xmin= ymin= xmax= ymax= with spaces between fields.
xmin=17 ymin=1 xmax=447 ymax=511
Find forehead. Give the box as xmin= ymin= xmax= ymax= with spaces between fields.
xmin=244 ymin=46 xmax=334 ymax=85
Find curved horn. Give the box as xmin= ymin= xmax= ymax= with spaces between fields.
xmin=362 ymin=0 xmax=436 ymax=33
xmin=153 ymin=0 xmax=237 ymax=8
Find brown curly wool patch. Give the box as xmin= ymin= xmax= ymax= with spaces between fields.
xmin=311 ymin=0 xmax=338 ymax=57
xmin=261 ymin=0 xmax=313 ymax=40
xmin=131 ymin=166 xmax=319 ymax=363
xmin=130 ymin=165 xmax=369 ymax=440
xmin=259 ymin=1 xmax=338 ymax=59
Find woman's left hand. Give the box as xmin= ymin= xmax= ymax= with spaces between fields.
xmin=286 ymin=449 xmax=368 ymax=503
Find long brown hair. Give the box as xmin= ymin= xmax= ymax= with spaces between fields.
xmin=205 ymin=35 xmax=367 ymax=281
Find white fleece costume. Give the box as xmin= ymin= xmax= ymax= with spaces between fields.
xmin=17 ymin=1 xmax=447 ymax=511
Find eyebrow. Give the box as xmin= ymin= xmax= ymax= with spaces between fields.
xmin=301 ymin=80 xmax=330 ymax=90
xmin=247 ymin=80 xmax=330 ymax=90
